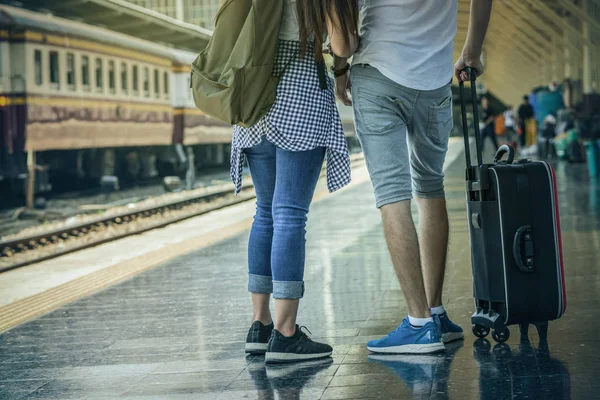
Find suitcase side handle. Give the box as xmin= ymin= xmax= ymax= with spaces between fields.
xmin=513 ymin=225 xmax=535 ymax=273
xmin=458 ymin=67 xmax=483 ymax=170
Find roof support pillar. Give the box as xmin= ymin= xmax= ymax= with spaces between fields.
xmin=553 ymin=37 xmax=565 ymax=83
xmin=175 ymin=0 xmax=184 ymax=22
xmin=564 ymin=29 xmax=573 ymax=80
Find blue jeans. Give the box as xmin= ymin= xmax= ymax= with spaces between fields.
xmin=244 ymin=139 xmax=325 ymax=299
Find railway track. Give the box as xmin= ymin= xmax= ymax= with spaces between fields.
xmin=0 ymin=155 xmax=364 ymax=273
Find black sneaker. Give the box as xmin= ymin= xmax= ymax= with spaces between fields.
xmin=245 ymin=321 xmax=274 ymax=354
xmin=265 ymin=325 xmax=332 ymax=363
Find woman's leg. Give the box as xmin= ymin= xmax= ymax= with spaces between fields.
xmin=244 ymin=140 xmax=277 ymax=325
xmin=271 ymin=146 xmax=326 ymax=336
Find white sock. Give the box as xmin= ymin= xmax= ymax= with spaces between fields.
xmin=430 ymin=305 xmax=446 ymax=315
xmin=408 ymin=315 xmax=433 ymax=327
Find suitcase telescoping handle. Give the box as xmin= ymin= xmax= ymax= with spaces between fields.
xmin=458 ymin=67 xmax=483 ymax=169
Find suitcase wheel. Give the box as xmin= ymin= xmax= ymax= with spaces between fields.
xmin=472 ymin=324 xmax=490 ymax=338
xmin=491 ymin=327 xmax=510 ymax=343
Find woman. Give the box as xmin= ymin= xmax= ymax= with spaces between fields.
xmin=231 ymin=0 xmax=359 ymax=363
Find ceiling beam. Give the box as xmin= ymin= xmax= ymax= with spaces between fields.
xmin=506 ymin=0 xmax=584 ymax=56
xmin=555 ymin=0 xmax=600 ymax=32
xmin=525 ymin=0 xmax=593 ymax=46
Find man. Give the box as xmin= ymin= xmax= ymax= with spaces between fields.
xmin=333 ymin=0 xmax=493 ymax=354
xmin=517 ymin=95 xmax=535 ymax=147
xmin=503 ymin=105 xmax=516 ymax=147
xmin=480 ymin=97 xmax=499 ymax=153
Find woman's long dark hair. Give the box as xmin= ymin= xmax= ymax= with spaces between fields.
xmin=296 ymin=0 xmax=359 ymax=62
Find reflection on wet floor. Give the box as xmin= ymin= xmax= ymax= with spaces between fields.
xmin=474 ymin=336 xmax=570 ymax=400
xmin=0 ymin=154 xmax=598 ymax=399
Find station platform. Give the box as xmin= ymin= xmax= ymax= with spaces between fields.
xmin=0 ymin=141 xmax=598 ymax=400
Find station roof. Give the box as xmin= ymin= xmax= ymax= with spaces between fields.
xmin=4 ymin=0 xmax=211 ymax=52
xmin=9 ymin=0 xmax=598 ymax=105
xmin=456 ymin=0 xmax=598 ymax=105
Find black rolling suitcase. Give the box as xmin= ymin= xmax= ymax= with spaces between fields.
xmin=459 ymin=70 xmax=567 ymax=343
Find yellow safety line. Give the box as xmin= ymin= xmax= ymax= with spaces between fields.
xmin=0 ymin=216 xmax=254 ymax=333
xmin=0 ymin=95 xmax=172 ymax=112
xmin=172 ymin=65 xmax=192 ymax=73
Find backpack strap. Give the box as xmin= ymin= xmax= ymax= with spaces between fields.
xmin=317 ymin=61 xmax=327 ymax=90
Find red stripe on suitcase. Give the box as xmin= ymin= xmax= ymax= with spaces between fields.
xmin=550 ymin=165 xmax=567 ymax=314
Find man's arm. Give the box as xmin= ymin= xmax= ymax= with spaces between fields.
xmin=454 ymin=0 xmax=493 ymax=82
xmin=333 ymin=56 xmax=352 ymax=106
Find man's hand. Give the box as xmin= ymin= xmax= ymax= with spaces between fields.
xmin=454 ymin=53 xmax=484 ymax=83
xmin=456 ymin=0 xmax=492 ymax=82
xmin=335 ymin=72 xmax=352 ymax=106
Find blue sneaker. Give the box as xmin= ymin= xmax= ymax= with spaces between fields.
xmin=367 ymin=317 xmax=445 ymax=354
xmin=438 ymin=312 xmax=464 ymax=343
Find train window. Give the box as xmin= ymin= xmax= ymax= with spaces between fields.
xmin=49 ymin=51 xmax=60 ymax=88
xmin=154 ymin=69 xmax=159 ymax=98
xmin=121 ymin=62 xmax=128 ymax=94
xmin=95 ymin=58 xmax=103 ymax=92
xmin=133 ymin=65 xmax=139 ymax=95
xmin=81 ymin=56 xmax=90 ymax=89
xmin=163 ymin=71 xmax=169 ymax=97
xmin=108 ymin=60 xmax=115 ymax=94
xmin=34 ymin=50 xmax=42 ymax=86
xmin=67 ymin=53 xmax=76 ymax=90
xmin=143 ymin=67 xmax=149 ymax=97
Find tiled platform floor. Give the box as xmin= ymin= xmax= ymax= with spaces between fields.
xmin=0 ymin=153 xmax=598 ymax=400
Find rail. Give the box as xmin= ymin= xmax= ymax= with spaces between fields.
xmin=0 ymin=154 xmax=365 ymax=273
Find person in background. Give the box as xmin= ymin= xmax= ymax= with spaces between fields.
xmin=234 ymin=0 xmax=358 ymax=364
xmin=480 ymin=97 xmax=499 ymax=153
xmin=517 ymin=95 xmax=535 ymax=147
xmin=503 ymin=105 xmax=516 ymax=148
xmin=334 ymin=0 xmax=493 ymax=354
xmin=541 ymin=114 xmax=557 ymax=159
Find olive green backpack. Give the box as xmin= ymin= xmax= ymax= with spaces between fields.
xmin=190 ymin=0 xmax=283 ymax=128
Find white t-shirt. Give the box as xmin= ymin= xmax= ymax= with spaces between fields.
xmin=353 ymin=0 xmax=458 ymax=91
xmin=279 ymin=0 xmax=299 ymax=41
xmin=504 ymin=109 xmax=515 ymax=128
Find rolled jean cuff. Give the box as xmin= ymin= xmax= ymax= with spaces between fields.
xmin=273 ymin=280 xmax=305 ymax=299
xmin=248 ymin=274 xmax=273 ymax=294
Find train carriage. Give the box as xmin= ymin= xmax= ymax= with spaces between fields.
xmin=0 ymin=4 xmax=231 ymax=200
xmin=0 ymin=4 xmax=355 ymax=205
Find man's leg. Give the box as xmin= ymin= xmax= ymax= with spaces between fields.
xmin=350 ymin=65 xmax=444 ymax=354
xmin=480 ymin=129 xmax=486 ymax=153
xmin=415 ymin=196 xmax=449 ymax=309
xmin=491 ymin=127 xmax=499 ymax=150
xmin=409 ymin=82 xmax=464 ymax=343
xmin=520 ymin=122 xmax=527 ymax=147
xmin=380 ymin=200 xmax=431 ymax=319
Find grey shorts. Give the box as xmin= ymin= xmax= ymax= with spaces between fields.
xmin=351 ymin=65 xmax=452 ymax=208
